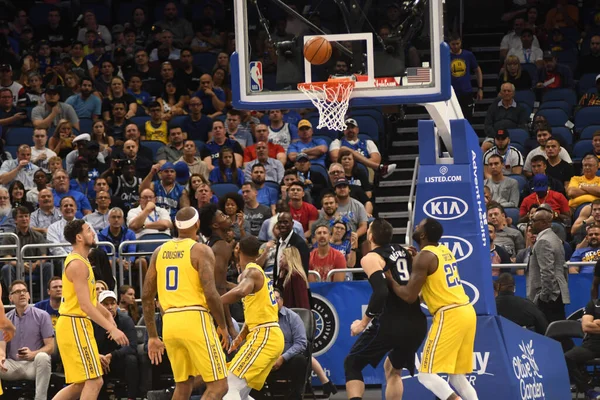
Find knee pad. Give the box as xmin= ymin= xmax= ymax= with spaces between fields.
xmin=344 ymin=355 xmax=364 ymax=382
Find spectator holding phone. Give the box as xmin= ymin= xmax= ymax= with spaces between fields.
xmin=0 ymin=88 xmax=27 ymax=128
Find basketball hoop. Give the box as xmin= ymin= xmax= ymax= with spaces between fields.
xmin=298 ymin=78 xmax=355 ymax=131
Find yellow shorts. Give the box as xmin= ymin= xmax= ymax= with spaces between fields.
xmin=229 ymin=325 xmax=284 ymax=390
xmin=56 ymin=316 xmax=103 ymax=384
xmin=163 ymin=309 xmax=227 ymax=383
xmin=420 ymin=304 xmax=476 ymax=374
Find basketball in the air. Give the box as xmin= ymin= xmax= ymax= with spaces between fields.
xmin=304 ymin=37 xmax=332 ymax=65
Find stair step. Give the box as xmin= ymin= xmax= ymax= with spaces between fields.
xmin=389 ymin=154 xmax=418 ymax=161
xmin=392 ymin=140 xmax=420 ymax=147
xmin=404 ymin=113 xmax=430 ymax=120
xmin=379 ymin=211 xmax=410 ymax=219
xmin=393 ymin=227 xmax=407 ymax=235
xmin=376 ymin=195 xmax=411 ymax=203
xmin=397 ymin=126 xmax=419 ymax=134
xmin=379 ymin=179 xmax=413 ymax=187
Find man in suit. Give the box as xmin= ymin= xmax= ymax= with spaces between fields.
xmin=273 ymin=212 xmax=310 ymax=288
xmin=527 ymin=204 xmax=570 ymax=324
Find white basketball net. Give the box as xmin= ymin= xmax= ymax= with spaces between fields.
xmin=298 ymin=81 xmax=355 ymax=131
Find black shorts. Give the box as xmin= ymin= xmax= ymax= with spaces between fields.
xmin=346 ymin=314 xmax=427 ymax=375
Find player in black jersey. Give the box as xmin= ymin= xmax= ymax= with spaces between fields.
xmin=198 ymin=203 xmax=237 ymax=339
xmin=344 ymin=218 xmax=426 ymax=400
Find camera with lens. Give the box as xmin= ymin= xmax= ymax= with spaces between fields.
xmin=274 ymin=40 xmax=297 ymax=59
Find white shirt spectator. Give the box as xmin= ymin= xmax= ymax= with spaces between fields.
xmin=149 ymin=47 xmax=181 ymax=62
xmin=0 ymin=81 xmax=24 ymax=106
xmin=500 ymin=31 xmax=540 ymax=53
xmin=47 ymin=218 xmax=98 ymax=255
xmin=0 ymin=160 xmax=40 ymax=190
xmin=524 ymin=147 xmax=573 ymax=173
xmin=483 ymin=146 xmax=524 ymax=175
xmin=329 ymin=138 xmax=380 ymax=156
xmin=31 ymin=147 xmax=57 ymax=173
xmin=507 ymin=46 xmax=544 ymax=64
xmin=127 ymin=205 xmax=171 ymax=238
xmin=65 ymin=150 xmax=105 ymax=175
xmin=77 ymin=26 xmax=112 ymax=45
xmin=30 ymin=207 xmax=62 ymax=232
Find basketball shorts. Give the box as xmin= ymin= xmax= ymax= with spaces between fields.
xmin=228 ymin=323 xmax=284 ymax=390
xmin=420 ymin=303 xmax=477 ymax=374
xmin=56 ymin=316 xmax=103 ymax=384
xmin=163 ymin=309 xmax=228 ymax=383
xmin=346 ymin=314 xmax=427 ymax=375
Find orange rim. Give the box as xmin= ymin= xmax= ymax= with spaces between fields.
xmin=297 ymin=80 xmax=355 ymax=102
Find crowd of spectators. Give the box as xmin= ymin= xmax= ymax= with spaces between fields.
xmin=0 ymin=2 xmax=402 ymax=397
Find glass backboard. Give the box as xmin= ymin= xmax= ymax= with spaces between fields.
xmin=231 ymin=0 xmax=450 ymax=110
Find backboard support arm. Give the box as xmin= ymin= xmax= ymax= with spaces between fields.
xmin=422 ymin=87 xmax=464 ymax=157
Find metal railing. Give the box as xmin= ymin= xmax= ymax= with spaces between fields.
xmin=118 ymin=238 xmax=172 ymax=295
xmin=21 ymin=242 xmax=117 ymax=300
xmin=405 ymin=157 xmax=419 ymax=245
xmin=0 ymin=232 xmax=21 ymax=290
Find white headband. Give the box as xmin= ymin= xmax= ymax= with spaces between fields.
xmin=175 ymin=209 xmax=199 ymax=230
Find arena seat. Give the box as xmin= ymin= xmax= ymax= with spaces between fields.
xmin=314 ymin=135 xmax=333 ymax=146
xmin=507 ymin=175 xmax=528 ymax=195
xmin=551 ymin=126 xmax=573 ymax=146
xmin=83 ymin=3 xmax=111 ymax=25
xmin=519 ymin=64 xmax=538 ymax=86
xmin=263 ymin=181 xmax=280 ymax=193
xmin=142 ymin=141 xmax=165 ymax=161
xmin=78 ymin=118 xmax=94 ymax=135
xmin=136 ymin=233 xmax=172 ymax=255
xmin=510 ymin=142 xmax=526 ymax=156
xmin=193 ymin=53 xmax=217 ymax=73
xmin=578 ymin=73 xmax=598 ymax=96
xmin=354 ymin=115 xmax=380 ymax=142
xmin=542 ymin=89 xmax=577 ymax=110
xmin=580 ymin=125 xmax=600 ymax=140
xmin=573 ymin=140 xmax=594 ymax=161
xmin=169 ymin=116 xmax=187 ymax=128
xmin=539 ymin=100 xmax=571 ymax=117
xmin=514 ymin=90 xmax=535 ymax=109
xmin=211 ymin=183 xmax=241 ymax=198
xmin=131 ymin=116 xmax=151 ymax=131
xmin=5 ymin=146 xmax=18 ymax=158
xmin=534 ymin=108 xmax=569 ymax=127
xmin=575 ymin=107 xmax=600 ymax=134
xmin=5 ymin=127 xmax=34 ymax=146
xmin=310 ymin=164 xmax=329 ymax=184
xmin=504 ymin=208 xmax=520 ymax=226
xmin=507 ymin=128 xmax=528 ymax=145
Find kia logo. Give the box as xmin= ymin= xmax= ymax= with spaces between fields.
xmin=440 ymin=235 xmax=473 ymax=262
xmin=422 ymin=196 xmax=468 ymax=220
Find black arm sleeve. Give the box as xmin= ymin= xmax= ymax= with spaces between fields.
xmin=365 ymin=270 xmax=389 ymax=318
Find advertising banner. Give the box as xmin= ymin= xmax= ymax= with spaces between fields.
xmin=413 ymin=119 xmax=496 ymax=315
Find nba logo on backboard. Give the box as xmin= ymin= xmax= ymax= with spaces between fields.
xmin=249 ymin=61 xmax=263 ymax=92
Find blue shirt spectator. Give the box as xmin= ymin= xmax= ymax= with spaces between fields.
xmin=209 ymin=167 xmax=245 ymax=186
xmin=450 ymin=48 xmax=479 ymax=95
xmin=278 ymin=305 xmax=307 ymax=361
xmin=98 ymin=225 xmax=137 ymax=263
xmin=287 ymin=120 xmax=328 ymax=167
xmin=194 ymin=87 xmax=225 ymax=116
xmin=181 ymin=113 xmax=212 ymax=142
xmin=570 ymin=247 xmax=600 ymax=274
xmin=256 ymin=185 xmax=279 ymax=208
xmin=65 ymin=92 xmax=102 ymax=119
xmin=127 ymin=88 xmax=151 ymax=108
xmin=201 ymin=138 xmax=244 ymax=167
xmin=51 ymin=189 xmax=92 ymax=219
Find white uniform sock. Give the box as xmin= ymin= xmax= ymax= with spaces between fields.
xmin=223 ymin=373 xmax=250 ymax=400
xmin=417 ymin=373 xmax=455 ymax=399
xmin=449 ymin=374 xmax=478 ymax=400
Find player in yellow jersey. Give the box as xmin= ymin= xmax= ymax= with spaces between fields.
xmin=142 ymin=207 xmax=229 ymax=400
xmin=53 ymin=220 xmax=129 ymax=400
xmin=221 ymin=236 xmax=285 ymax=400
xmin=387 ymin=218 xmax=479 ymax=400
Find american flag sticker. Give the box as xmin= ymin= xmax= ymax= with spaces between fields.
xmin=249 ymin=61 xmax=263 ymax=92
xmin=405 ymin=67 xmax=432 ymax=84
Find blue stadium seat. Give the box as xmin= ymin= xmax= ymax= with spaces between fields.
xmin=573 ymin=140 xmax=594 ymax=160
xmin=116 ymin=3 xmax=144 ymax=25
xmin=578 ymin=73 xmax=598 ymax=96
xmin=514 ymin=90 xmax=535 ymax=109
xmin=575 ymin=203 xmax=591 ymax=220
xmin=554 ymin=48 xmax=578 ymax=73
xmin=131 ymin=116 xmax=151 ymax=134
xmin=575 ymin=107 xmax=600 ymax=133
xmin=542 ymin=89 xmax=578 ymax=109
xmin=309 ymin=116 xmax=340 ymax=140
xmin=170 ymin=116 xmax=187 ymax=128
xmin=356 ymin=162 xmax=369 ymax=184
xmin=354 ymin=116 xmax=379 ymax=143
xmin=551 ymin=126 xmax=573 ymax=146
xmin=211 ymin=183 xmax=241 ymax=198
xmin=79 ymin=118 xmax=94 ymax=134
xmin=350 ymin=108 xmax=385 ymax=132
xmin=508 ymin=175 xmax=528 ymax=195
xmin=535 ymin=108 xmax=569 ymax=127
xmin=507 ymin=129 xmax=528 ymax=145
xmin=580 ymin=125 xmax=600 ymax=140
xmin=539 ymin=100 xmax=571 ymax=117
xmin=142 ymin=141 xmax=164 ymax=162
xmin=5 ymin=127 xmax=33 ymax=146
xmin=192 ymin=141 xmax=205 ymax=154
xmin=5 ymin=146 xmax=17 ymax=158
xmin=504 ymin=207 xmax=520 ymax=226
xmin=310 ymin=164 xmax=329 ymax=185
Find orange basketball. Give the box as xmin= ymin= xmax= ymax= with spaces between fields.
xmin=304 ymin=37 xmax=332 ymax=65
